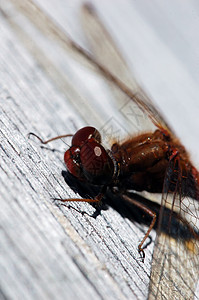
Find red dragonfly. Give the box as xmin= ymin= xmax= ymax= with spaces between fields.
xmin=23 ymin=1 xmax=199 ymax=299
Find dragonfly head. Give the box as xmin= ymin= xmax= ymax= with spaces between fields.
xmin=64 ymin=126 xmax=115 ymax=185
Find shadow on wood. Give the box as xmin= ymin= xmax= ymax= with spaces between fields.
xmin=61 ymin=170 xmax=199 ymax=246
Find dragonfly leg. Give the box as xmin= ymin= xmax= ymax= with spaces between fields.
xmin=28 ymin=132 xmax=73 ymax=144
xmin=53 ymin=191 xmax=105 ymax=204
xmin=122 ymin=194 xmax=156 ymax=262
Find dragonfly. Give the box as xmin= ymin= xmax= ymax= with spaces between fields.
xmin=6 ymin=0 xmax=199 ymax=299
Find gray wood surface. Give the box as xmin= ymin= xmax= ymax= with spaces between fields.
xmin=1 ymin=1 xmax=199 ymax=299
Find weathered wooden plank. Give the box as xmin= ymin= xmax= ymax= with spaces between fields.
xmin=1 ymin=1 xmax=199 ymax=299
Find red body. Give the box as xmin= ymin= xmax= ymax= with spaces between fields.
xmin=64 ymin=126 xmax=199 ymax=200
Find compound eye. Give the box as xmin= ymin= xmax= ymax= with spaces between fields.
xmin=72 ymin=126 xmax=101 ymax=146
xmin=64 ymin=146 xmax=82 ymax=179
xmin=80 ymin=139 xmax=114 ymax=185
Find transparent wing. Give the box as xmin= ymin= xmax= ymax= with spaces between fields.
xmin=149 ymin=193 xmax=199 ymax=299
xmin=80 ymin=3 xmax=172 ymax=134
xmin=6 ymin=0 xmax=172 ymax=141
xmin=149 ymin=155 xmax=199 ymax=299
xmin=149 ymin=231 xmax=199 ymax=299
